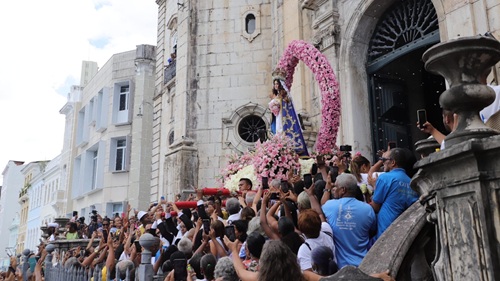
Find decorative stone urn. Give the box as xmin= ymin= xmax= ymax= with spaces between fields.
xmin=422 ymin=35 xmax=500 ymax=147
xmin=54 ymin=217 xmax=70 ymax=240
xmin=40 ymin=225 xmax=49 ymax=240
xmin=414 ymin=136 xmax=440 ymax=158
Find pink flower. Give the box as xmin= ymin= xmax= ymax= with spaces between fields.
xmin=251 ymin=133 xmax=300 ymax=182
xmin=269 ymin=99 xmax=281 ymax=116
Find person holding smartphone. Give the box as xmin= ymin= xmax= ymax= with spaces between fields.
xmin=417 ymin=108 xmax=457 ymax=150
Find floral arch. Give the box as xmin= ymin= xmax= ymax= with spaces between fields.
xmin=277 ymin=40 xmax=341 ymax=155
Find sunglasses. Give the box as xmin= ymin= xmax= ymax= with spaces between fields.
xmin=379 ymin=157 xmax=392 ymax=162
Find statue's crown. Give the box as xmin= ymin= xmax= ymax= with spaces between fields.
xmin=272 ymin=68 xmax=287 ymax=81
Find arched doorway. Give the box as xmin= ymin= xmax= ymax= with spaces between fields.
xmin=366 ymin=0 xmax=446 ymax=154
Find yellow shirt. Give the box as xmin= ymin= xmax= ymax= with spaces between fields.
xmin=90 ymin=266 xmax=107 ymax=281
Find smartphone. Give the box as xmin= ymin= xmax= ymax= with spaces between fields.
xmin=330 ymin=166 xmax=339 ymax=183
xmin=192 ymin=211 xmax=199 ymax=222
xmin=417 ymin=109 xmax=427 ymax=129
xmin=173 ymin=258 xmax=188 ymax=281
xmin=225 ymin=225 xmax=236 ymax=242
xmin=304 ymin=174 xmax=313 ymax=188
xmin=202 ymin=219 xmax=211 ymax=234
xmin=153 ymin=202 xmax=158 ymax=206
xmin=388 ymin=141 xmax=396 ymax=149
xmin=262 ymin=177 xmax=269 ymax=189
xmin=316 ymin=155 xmax=325 ymax=167
xmin=311 ymin=163 xmax=318 ymax=175
xmin=134 ymin=241 xmax=142 ymax=252
xmin=280 ymin=181 xmax=289 ymax=193
xmin=102 ymin=230 xmax=108 ymax=243
xmin=270 ymin=191 xmax=279 ymax=200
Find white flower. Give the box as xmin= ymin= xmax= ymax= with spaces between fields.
xmin=299 ymin=158 xmax=315 ymax=177
xmin=224 ymin=165 xmax=257 ymax=192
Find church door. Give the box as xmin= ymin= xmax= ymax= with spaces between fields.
xmin=366 ymin=0 xmax=445 ymax=154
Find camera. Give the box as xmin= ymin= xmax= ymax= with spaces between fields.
xmin=339 ymin=145 xmax=352 ymax=152
xmin=339 ymin=145 xmax=352 ymax=160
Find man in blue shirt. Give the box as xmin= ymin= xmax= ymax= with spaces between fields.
xmin=322 ymin=173 xmax=376 ymax=268
xmin=370 ymin=148 xmax=419 ymax=239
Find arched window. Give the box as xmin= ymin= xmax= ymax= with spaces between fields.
xmin=168 ymin=130 xmax=175 ymax=146
xmin=245 ymin=14 xmax=256 ymax=34
xmin=241 ymin=7 xmax=261 ymax=42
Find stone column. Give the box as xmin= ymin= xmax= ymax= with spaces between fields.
xmin=412 ymin=35 xmax=500 ymax=281
xmin=130 ymin=44 xmax=156 ymax=210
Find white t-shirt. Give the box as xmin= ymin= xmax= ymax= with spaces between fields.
xmin=297 ymin=222 xmax=335 ymax=271
xmin=481 ymin=85 xmax=500 ymax=123
xmin=226 ymin=211 xmax=241 ymax=224
xmin=359 ymin=172 xmax=383 ymax=192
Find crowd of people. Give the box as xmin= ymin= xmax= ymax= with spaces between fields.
xmin=0 ymin=144 xmax=425 ymax=281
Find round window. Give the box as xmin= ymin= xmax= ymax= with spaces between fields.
xmin=238 ymin=115 xmax=266 ymax=143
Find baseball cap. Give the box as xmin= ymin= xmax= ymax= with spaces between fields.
xmin=137 ymin=211 xmax=147 ymax=221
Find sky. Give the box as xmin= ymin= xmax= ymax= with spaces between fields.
xmin=0 ymin=0 xmax=158 ymax=185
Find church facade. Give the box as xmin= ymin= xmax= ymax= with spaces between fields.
xmin=151 ymin=0 xmax=500 ymax=200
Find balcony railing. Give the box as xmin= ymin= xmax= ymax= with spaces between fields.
xmin=19 ymin=188 xmax=28 ymax=198
xmin=164 ymin=60 xmax=176 ymax=84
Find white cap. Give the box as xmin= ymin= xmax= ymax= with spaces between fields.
xmin=137 ymin=211 xmax=147 ymax=221
xmin=48 ymin=223 xmax=59 ymax=228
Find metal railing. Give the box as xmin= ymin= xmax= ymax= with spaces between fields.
xmin=23 ymin=233 xmax=165 ymax=281
xmin=164 ymin=60 xmax=176 ymax=84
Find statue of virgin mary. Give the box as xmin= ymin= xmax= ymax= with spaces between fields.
xmin=269 ymin=68 xmax=309 ymax=156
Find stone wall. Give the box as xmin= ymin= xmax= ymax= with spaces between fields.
xmin=153 ymin=0 xmax=500 ymax=199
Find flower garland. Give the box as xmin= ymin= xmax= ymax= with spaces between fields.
xmin=276 ymin=40 xmax=341 ymax=155
xmin=218 ymin=135 xmax=306 ymax=190
xmin=253 ymin=133 xmax=301 ymax=182
xmin=216 ymin=152 xmax=254 ymax=186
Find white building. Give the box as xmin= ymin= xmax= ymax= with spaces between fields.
xmin=152 ymin=0 xmax=500 ymax=199
xmin=0 ymin=161 xmax=24 ymax=266
xmin=23 ymin=156 xmax=61 ymax=252
xmin=60 ymin=84 xmax=86 ymax=220
xmin=20 ymin=161 xmax=48 ymax=253
xmin=7 ymin=214 xmax=19 ymax=258
xmin=64 ymin=45 xmax=156 ymax=218
xmin=41 ymin=155 xmax=62 ymax=221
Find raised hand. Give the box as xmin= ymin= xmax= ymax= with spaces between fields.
xmin=223 ymin=236 xmax=240 ymax=254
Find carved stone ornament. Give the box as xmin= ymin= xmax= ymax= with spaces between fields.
xmin=301 ymin=0 xmax=328 ymax=11
xmin=422 ymin=35 xmax=500 ymax=147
